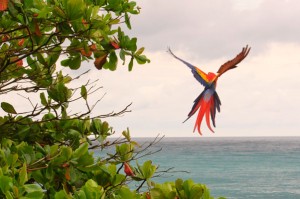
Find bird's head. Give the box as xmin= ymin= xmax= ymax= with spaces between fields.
xmin=207 ymin=72 xmax=217 ymax=82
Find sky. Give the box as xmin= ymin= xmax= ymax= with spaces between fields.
xmin=3 ymin=0 xmax=300 ymax=137
xmin=93 ymin=0 xmax=300 ymax=137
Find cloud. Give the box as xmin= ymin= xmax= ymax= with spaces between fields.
xmin=129 ymin=0 xmax=300 ymax=59
xmin=75 ymin=40 xmax=295 ymax=137
xmin=2 ymin=0 xmax=300 ymax=137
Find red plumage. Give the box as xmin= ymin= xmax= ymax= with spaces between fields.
xmin=168 ymin=46 xmax=250 ymax=135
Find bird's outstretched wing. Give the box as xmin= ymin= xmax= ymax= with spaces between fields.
xmin=168 ymin=48 xmax=210 ymax=87
xmin=217 ymin=45 xmax=251 ymax=77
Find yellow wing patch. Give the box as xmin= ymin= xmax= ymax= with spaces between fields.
xmin=195 ymin=67 xmax=209 ymax=83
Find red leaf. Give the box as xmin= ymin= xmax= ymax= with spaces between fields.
xmin=124 ymin=162 xmax=134 ymax=176
xmin=18 ymin=38 xmax=25 ymax=46
xmin=94 ymin=54 xmax=107 ymax=70
xmin=146 ymin=192 xmax=151 ymax=199
xmin=2 ymin=34 xmax=9 ymax=42
xmin=34 ymin=19 xmax=42 ymax=37
xmin=110 ymin=41 xmax=120 ymax=49
xmin=82 ymin=18 xmax=88 ymax=26
xmin=80 ymin=48 xmax=92 ymax=57
xmin=61 ymin=163 xmax=69 ymax=168
xmin=16 ymin=59 xmax=23 ymax=67
xmin=90 ymin=44 xmax=97 ymax=52
xmin=12 ymin=57 xmax=23 ymax=67
xmin=0 ymin=0 xmax=8 ymax=11
xmin=65 ymin=167 xmax=71 ymax=181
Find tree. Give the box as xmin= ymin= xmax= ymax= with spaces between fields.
xmin=0 ymin=0 xmax=225 ymax=198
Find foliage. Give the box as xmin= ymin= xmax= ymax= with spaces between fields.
xmin=0 ymin=0 xmax=225 ymax=198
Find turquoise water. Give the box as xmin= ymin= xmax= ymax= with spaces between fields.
xmin=96 ymin=137 xmax=300 ymax=199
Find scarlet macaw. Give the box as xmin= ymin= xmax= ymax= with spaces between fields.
xmin=168 ymin=46 xmax=250 ymax=135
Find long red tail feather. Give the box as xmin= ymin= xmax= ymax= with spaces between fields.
xmin=193 ymin=98 xmax=216 ymax=135
xmin=205 ymin=101 xmax=215 ymax=133
xmin=187 ymin=89 xmax=221 ymax=135
xmin=193 ymin=100 xmax=207 ymax=135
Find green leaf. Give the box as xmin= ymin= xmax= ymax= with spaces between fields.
xmin=61 ymin=58 xmax=70 ymax=67
xmin=49 ymin=144 xmax=59 ymax=157
xmin=77 ymin=153 xmax=94 ymax=168
xmin=69 ymin=54 xmax=81 ymax=70
xmin=150 ymin=188 xmax=164 ymax=199
xmin=38 ymin=6 xmax=53 ymax=19
xmin=31 ymin=170 xmax=46 ymax=185
xmin=48 ymin=46 xmax=62 ymax=66
xmin=116 ymin=143 xmax=133 ymax=162
xmin=53 ymin=6 xmax=66 ymax=19
xmin=1 ymin=102 xmax=17 ymax=114
xmin=104 ymin=51 xmax=118 ymax=71
xmin=63 ymin=76 xmax=72 ymax=84
xmin=128 ymin=57 xmax=134 ymax=71
xmin=62 ymin=146 xmax=73 ymax=160
xmin=175 ymin=178 xmax=183 ymax=190
xmin=94 ymin=0 xmax=106 ymax=6
xmin=56 ymin=82 xmax=69 ymax=102
xmin=135 ymin=47 xmax=144 ymax=55
xmin=24 ymin=184 xmax=44 ymax=199
xmin=0 ymin=176 xmax=13 ymax=193
xmin=122 ymin=128 xmax=131 ymax=141
xmin=74 ymin=190 xmax=86 ymax=199
xmin=65 ymin=0 xmax=86 ymax=20
xmin=141 ymin=160 xmax=156 ymax=179
xmin=8 ymin=1 xmax=19 ymax=18
xmin=4 ymin=191 xmax=14 ymax=199
xmin=26 ymin=190 xmax=44 ymax=199
xmin=55 ymin=190 xmax=69 ymax=199
xmin=119 ymin=49 xmax=126 ymax=64
xmin=190 ymin=185 xmax=204 ymax=199
xmin=91 ymin=119 xmax=101 ymax=133
xmin=50 ymin=146 xmax=72 ymax=166
xmin=27 ymin=56 xmax=38 ymax=70
xmin=19 ymin=163 xmax=28 ymax=185
xmin=152 ymin=183 xmax=176 ymax=199
xmin=12 ymin=0 xmax=23 ymax=7
xmin=182 ymin=179 xmax=207 ymax=199
xmin=115 ymin=187 xmax=135 ymax=198
xmin=82 ymin=179 xmax=104 ymax=198
xmin=202 ymin=185 xmax=211 ymax=199
xmin=81 ymin=85 xmax=87 ymax=100
xmin=136 ymin=161 xmax=154 ymax=180
xmin=134 ymin=54 xmax=150 ymax=64
xmin=47 ymin=88 xmax=58 ymax=102
xmin=7 ymin=153 xmax=18 ymax=167
xmin=124 ymin=12 xmax=131 ymax=29
xmin=109 ymin=18 xmax=120 ymax=25
xmin=101 ymin=121 xmax=109 ymax=134
xmin=112 ymin=174 xmax=126 ymax=186
xmin=73 ymin=142 xmax=88 ymax=158
xmin=40 ymin=92 xmax=47 ymax=106
xmin=24 ymin=0 xmax=34 ymax=8
xmin=37 ymin=53 xmax=47 ymax=66
xmin=106 ymin=0 xmax=122 ymax=12
xmin=127 ymin=38 xmax=137 ymax=52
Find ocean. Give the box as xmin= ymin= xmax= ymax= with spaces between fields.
xmin=96 ymin=137 xmax=300 ymax=199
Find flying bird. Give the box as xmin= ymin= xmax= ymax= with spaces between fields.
xmin=168 ymin=46 xmax=251 ymax=135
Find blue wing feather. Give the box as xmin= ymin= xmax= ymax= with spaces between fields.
xmin=210 ymin=92 xmax=221 ymax=127
xmin=168 ymin=48 xmax=209 ymax=87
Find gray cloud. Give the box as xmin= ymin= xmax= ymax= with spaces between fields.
xmin=98 ymin=0 xmax=300 ymax=137
xmin=3 ymin=0 xmax=300 ymax=137
xmin=129 ymin=0 xmax=300 ymax=59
